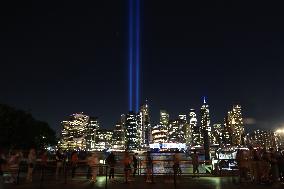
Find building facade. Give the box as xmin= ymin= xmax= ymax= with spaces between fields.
xmin=152 ymin=123 xmax=168 ymax=143
xmin=224 ymin=105 xmax=244 ymax=146
xmin=125 ymin=111 xmax=139 ymax=150
xmin=58 ymin=113 xmax=98 ymax=151
xmin=200 ymin=97 xmax=211 ymax=145
xmin=95 ymin=129 xmax=113 ymax=151
xmin=139 ymin=102 xmax=151 ymax=146
xmin=112 ymin=123 xmax=125 ymax=151
xmin=247 ymin=129 xmax=278 ymax=149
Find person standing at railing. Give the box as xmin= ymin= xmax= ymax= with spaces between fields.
xmin=249 ymin=146 xmax=261 ymax=183
xmin=191 ymin=150 xmax=199 ymax=177
xmin=269 ymin=148 xmax=280 ymax=183
xmin=26 ymin=148 xmax=36 ymax=183
xmin=55 ymin=149 xmax=64 ymax=180
xmin=106 ymin=151 xmax=116 ymax=181
xmin=132 ymin=153 xmax=138 ymax=178
xmin=145 ymin=151 xmax=153 ymax=183
xmin=123 ymin=151 xmax=132 ymax=183
xmin=87 ymin=153 xmax=99 ymax=183
xmin=173 ymin=151 xmax=181 ymax=176
xmin=6 ymin=150 xmax=21 ymax=184
xmin=40 ymin=150 xmax=48 ymax=179
xmin=71 ymin=151 xmax=78 ymax=178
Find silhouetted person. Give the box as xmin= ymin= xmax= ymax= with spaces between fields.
xmin=40 ymin=150 xmax=48 ymax=179
xmin=87 ymin=153 xmax=99 ymax=182
xmin=26 ymin=148 xmax=36 ymax=182
xmin=269 ymin=148 xmax=279 ymax=182
xmin=106 ymin=152 xmax=116 ymax=181
xmin=132 ymin=153 xmax=138 ymax=177
xmin=145 ymin=152 xmax=153 ymax=183
xmin=191 ymin=150 xmax=199 ymax=177
xmin=173 ymin=150 xmax=181 ymax=176
xmin=71 ymin=151 xmax=78 ymax=178
xmin=55 ymin=149 xmax=64 ymax=180
xmin=123 ymin=151 xmax=132 ymax=183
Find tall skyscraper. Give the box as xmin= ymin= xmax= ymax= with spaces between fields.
xmin=168 ymin=118 xmax=186 ymax=143
xmin=224 ymin=105 xmax=244 ymax=146
xmin=200 ymin=97 xmax=211 ymax=145
xmin=152 ymin=123 xmax=168 ymax=143
xmin=178 ymin=114 xmax=187 ymax=123
xmin=189 ymin=109 xmax=201 ymax=146
xmin=212 ymin=123 xmax=223 ymax=145
xmin=85 ymin=116 xmax=99 ymax=151
xmin=125 ymin=111 xmax=139 ymax=150
xmin=178 ymin=115 xmax=187 ymax=143
xmin=95 ymin=129 xmax=113 ymax=151
xmin=160 ymin=110 xmax=169 ymax=125
xmin=247 ymin=129 xmax=278 ymax=149
xmin=168 ymin=119 xmax=179 ymax=143
xmin=276 ymin=129 xmax=284 ymax=149
xmin=139 ymin=101 xmax=151 ymax=146
xmin=112 ymin=122 xmax=125 ymax=151
xmin=58 ymin=112 xmax=98 ymax=151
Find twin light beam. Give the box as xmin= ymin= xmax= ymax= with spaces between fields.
xmin=128 ymin=0 xmax=140 ymax=112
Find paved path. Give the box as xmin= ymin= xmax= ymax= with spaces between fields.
xmin=2 ymin=176 xmax=284 ymax=189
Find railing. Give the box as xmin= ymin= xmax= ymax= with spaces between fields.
xmin=2 ymin=159 xmax=216 ymax=189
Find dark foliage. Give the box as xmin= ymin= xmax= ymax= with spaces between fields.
xmin=0 ymin=104 xmax=57 ymax=150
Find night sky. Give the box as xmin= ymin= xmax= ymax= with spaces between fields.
xmin=1 ymin=0 xmax=284 ymax=134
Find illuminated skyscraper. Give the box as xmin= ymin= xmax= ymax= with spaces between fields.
xmin=160 ymin=110 xmax=169 ymax=125
xmin=200 ymin=97 xmax=211 ymax=145
xmin=179 ymin=114 xmax=187 ymax=123
xmin=247 ymin=129 xmax=278 ymax=149
xmin=59 ymin=112 xmax=98 ymax=151
xmin=168 ymin=119 xmax=179 ymax=143
xmin=212 ymin=123 xmax=223 ymax=145
xmin=189 ymin=109 xmax=201 ymax=146
xmin=276 ymin=129 xmax=284 ymax=149
xmin=178 ymin=114 xmax=187 ymax=143
xmin=95 ymin=129 xmax=113 ymax=151
xmin=86 ymin=116 xmax=99 ymax=151
xmin=224 ymin=105 xmax=244 ymax=146
xmin=125 ymin=111 xmax=139 ymax=150
xmin=184 ymin=122 xmax=192 ymax=145
xmin=168 ymin=118 xmax=186 ymax=143
xmin=112 ymin=122 xmax=125 ymax=151
xmin=139 ymin=101 xmax=151 ymax=146
xmin=152 ymin=123 xmax=168 ymax=143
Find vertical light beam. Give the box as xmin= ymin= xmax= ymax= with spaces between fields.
xmin=128 ymin=0 xmax=133 ymax=111
xmin=135 ymin=0 xmax=140 ymax=112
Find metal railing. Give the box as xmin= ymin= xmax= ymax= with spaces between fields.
xmin=2 ymin=159 xmax=216 ymax=189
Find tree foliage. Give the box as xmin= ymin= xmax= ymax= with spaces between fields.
xmin=0 ymin=104 xmax=57 ymax=150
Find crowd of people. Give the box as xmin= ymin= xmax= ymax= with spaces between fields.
xmin=0 ymin=148 xmax=200 ymax=185
xmin=236 ymin=147 xmax=284 ymax=184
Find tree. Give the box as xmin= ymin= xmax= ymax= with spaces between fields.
xmin=0 ymin=104 xmax=57 ymax=150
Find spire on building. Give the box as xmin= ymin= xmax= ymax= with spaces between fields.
xmin=203 ymin=96 xmax=207 ymax=104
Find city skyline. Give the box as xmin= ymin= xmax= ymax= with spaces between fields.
xmin=1 ymin=0 xmax=284 ymax=133
xmin=57 ymin=100 xmax=283 ymax=152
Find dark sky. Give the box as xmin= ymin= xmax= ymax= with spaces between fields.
xmin=1 ymin=0 xmax=284 ymax=134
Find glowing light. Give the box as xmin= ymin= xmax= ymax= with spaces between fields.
xmin=128 ymin=0 xmax=140 ymax=112
xmin=276 ymin=129 xmax=284 ymax=133
xmin=135 ymin=0 xmax=140 ymax=112
xmin=128 ymin=0 xmax=133 ymax=111
xmin=203 ymin=96 xmax=207 ymax=104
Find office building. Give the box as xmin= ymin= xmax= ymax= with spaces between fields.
xmin=200 ymin=97 xmax=211 ymax=145
xmin=58 ymin=112 xmax=98 ymax=151
xmin=125 ymin=111 xmax=139 ymax=150
xmin=95 ymin=129 xmax=113 ymax=151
